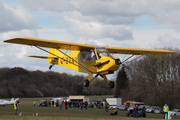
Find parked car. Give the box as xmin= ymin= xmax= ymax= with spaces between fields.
xmin=146 ymin=106 xmax=161 ymax=113
xmin=171 ymin=109 xmax=180 ymax=116
xmin=138 ymin=105 xmax=150 ymax=110
xmin=127 ymin=105 xmax=150 ymax=111
xmin=119 ymin=105 xmax=129 ymax=111
xmin=154 ymin=108 xmax=164 ymax=114
xmin=127 ymin=106 xmax=134 ymax=111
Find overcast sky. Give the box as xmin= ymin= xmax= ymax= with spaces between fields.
xmin=1 ymin=0 xmax=180 ymax=80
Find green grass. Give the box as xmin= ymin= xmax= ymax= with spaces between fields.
xmin=0 ymin=96 xmax=180 ymax=120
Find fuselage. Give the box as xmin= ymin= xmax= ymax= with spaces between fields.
xmin=47 ymin=47 xmax=121 ymax=75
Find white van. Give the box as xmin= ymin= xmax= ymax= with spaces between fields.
xmin=106 ymin=98 xmax=122 ymax=109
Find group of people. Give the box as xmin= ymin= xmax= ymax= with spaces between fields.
xmin=58 ymin=100 xmax=89 ymax=110
xmin=14 ymin=98 xmax=170 ymax=119
xmin=89 ymin=101 xmax=104 ymax=109
xmin=132 ymin=103 xmax=170 ymax=119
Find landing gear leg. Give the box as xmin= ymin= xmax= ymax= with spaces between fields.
xmin=83 ymin=73 xmax=99 ymax=87
xmin=101 ymin=75 xmax=115 ymax=89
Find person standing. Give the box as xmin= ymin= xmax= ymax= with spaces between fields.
xmin=77 ymin=101 xmax=79 ymax=108
xmin=84 ymin=101 xmax=88 ymax=110
xmin=101 ymin=102 xmax=103 ymax=109
xmin=65 ymin=100 xmax=68 ymax=110
xmin=48 ymin=101 xmax=51 ymax=107
xmin=80 ymin=101 xmax=83 ymax=109
xmin=69 ymin=101 xmax=72 ymax=108
xmin=14 ymin=100 xmax=19 ymax=115
xmin=33 ymin=101 xmax=36 ymax=106
xmin=59 ymin=100 xmax=63 ymax=110
xmin=163 ymin=104 xmax=169 ymax=119
xmin=134 ymin=104 xmax=139 ymax=118
xmin=105 ymin=100 xmax=109 ymax=112
xmin=73 ymin=101 xmax=76 ymax=108
xmin=52 ymin=100 xmax=54 ymax=107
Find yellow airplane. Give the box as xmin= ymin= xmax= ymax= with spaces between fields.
xmin=4 ymin=37 xmax=175 ymax=88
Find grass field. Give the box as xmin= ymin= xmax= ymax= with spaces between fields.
xmin=0 ymin=96 xmax=180 ymax=120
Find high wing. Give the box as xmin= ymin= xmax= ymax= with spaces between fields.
xmin=106 ymin=46 xmax=175 ymax=55
xmin=4 ymin=37 xmax=95 ymax=51
xmin=4 ymin=37 xmax=175 ymax=55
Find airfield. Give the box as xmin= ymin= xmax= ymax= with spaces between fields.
xmin=0 ymin=95 xmax=180 ymax=120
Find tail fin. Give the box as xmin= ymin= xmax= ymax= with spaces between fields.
xmin=15 ymin=98 xmax=19 ymax=101
xmin=10 ymin=98 xmax=14 ymax=102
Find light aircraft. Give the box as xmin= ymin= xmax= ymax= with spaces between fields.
xmin=0 ymin=98 xmax=19 ymax=106
xmin=4 ymin=37 xmax=175 ymax=89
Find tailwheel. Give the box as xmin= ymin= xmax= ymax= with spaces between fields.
xmin=109 ymin=81 xmax=115 ymax=89
xmin=83 ymin=79 xmax=89 ymax=87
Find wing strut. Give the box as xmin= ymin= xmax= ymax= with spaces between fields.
xmin=123 ymin=52 xmax=149 ymax=64
xmin=121 ymin=55 xmax=134 ymax=64
xmin=35 ymin=46 xmax=93 ymax=74
xmin=48 ymin=43 xmax=93 ymax=74
xmin=89 ymin=74 xmax=99 ymax=83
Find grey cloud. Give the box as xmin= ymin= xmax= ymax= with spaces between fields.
xmin=19 ymin=0 xmax=180 ymax=31
xmin=19 ymin=0 xmax=151 ymax=24
xmin=60 ymin=17 xmax=133 ymax=40
xmin=148 ymin=34 xmax=180 ymax=48
xmin=146 ymin=0 xmax=180 ymax=31
xmin=0 ymin=0 xmax=39 ymax=33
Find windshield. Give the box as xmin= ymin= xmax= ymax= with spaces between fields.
xmin=150 ymin=107 xmax=155 ymax=109
xmin=172 ymin=109 xmax=178 ymax=112
xmin=96 ymin=47 xmax=110 ymax=59
xmin=80 ymin=50 xmax=97 ymax=62
xmin=121 ymin=105 xmax=126 ymax=107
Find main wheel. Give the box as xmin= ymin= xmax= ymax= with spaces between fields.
xmin=109 ymin=81 xmax=114 ymax=89
xmin=83 ymin=79 xmax=89 ymax=87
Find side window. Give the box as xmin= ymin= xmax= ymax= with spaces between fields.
xmin=80 ymin=51 xmax=97 ymax=62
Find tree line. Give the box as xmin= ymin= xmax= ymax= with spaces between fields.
xmin=114 ymin=48 xmax=180 ymax=109
xmin=0 ymin=67 xmax=114 ymax=98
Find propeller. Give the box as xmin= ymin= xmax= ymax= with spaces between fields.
xmin=115 ymin=58 xmax=132 ymax=70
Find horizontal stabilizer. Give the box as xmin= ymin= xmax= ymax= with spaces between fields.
xmin=28 ymin=55 xmax=57 ymax=59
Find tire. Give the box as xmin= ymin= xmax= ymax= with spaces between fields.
xmin=109 ymin=81 xmax=115 ymax=89
xmin=83 ymin=79 xmax=89 ymax=87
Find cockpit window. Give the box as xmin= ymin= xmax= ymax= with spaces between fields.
xmin=96 ymin=47 xmax=110 ymax=59
xmin=80 ymin=50 xmax=97 ymax=62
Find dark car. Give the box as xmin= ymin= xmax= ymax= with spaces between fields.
xmin=119 ymin=105 xmax=129 ymax=111
xmin=138 ymin=105 xmax=150 ymax=110
xmin=39 ymin=100 xmax=47 ymax=107
xmin=146 ymin=106 xmax=161 ymax=113
xmin=126 ymin=108 xmax=146 ymax=117
xmin=39 ymin=102 xmax=47 ymax=107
